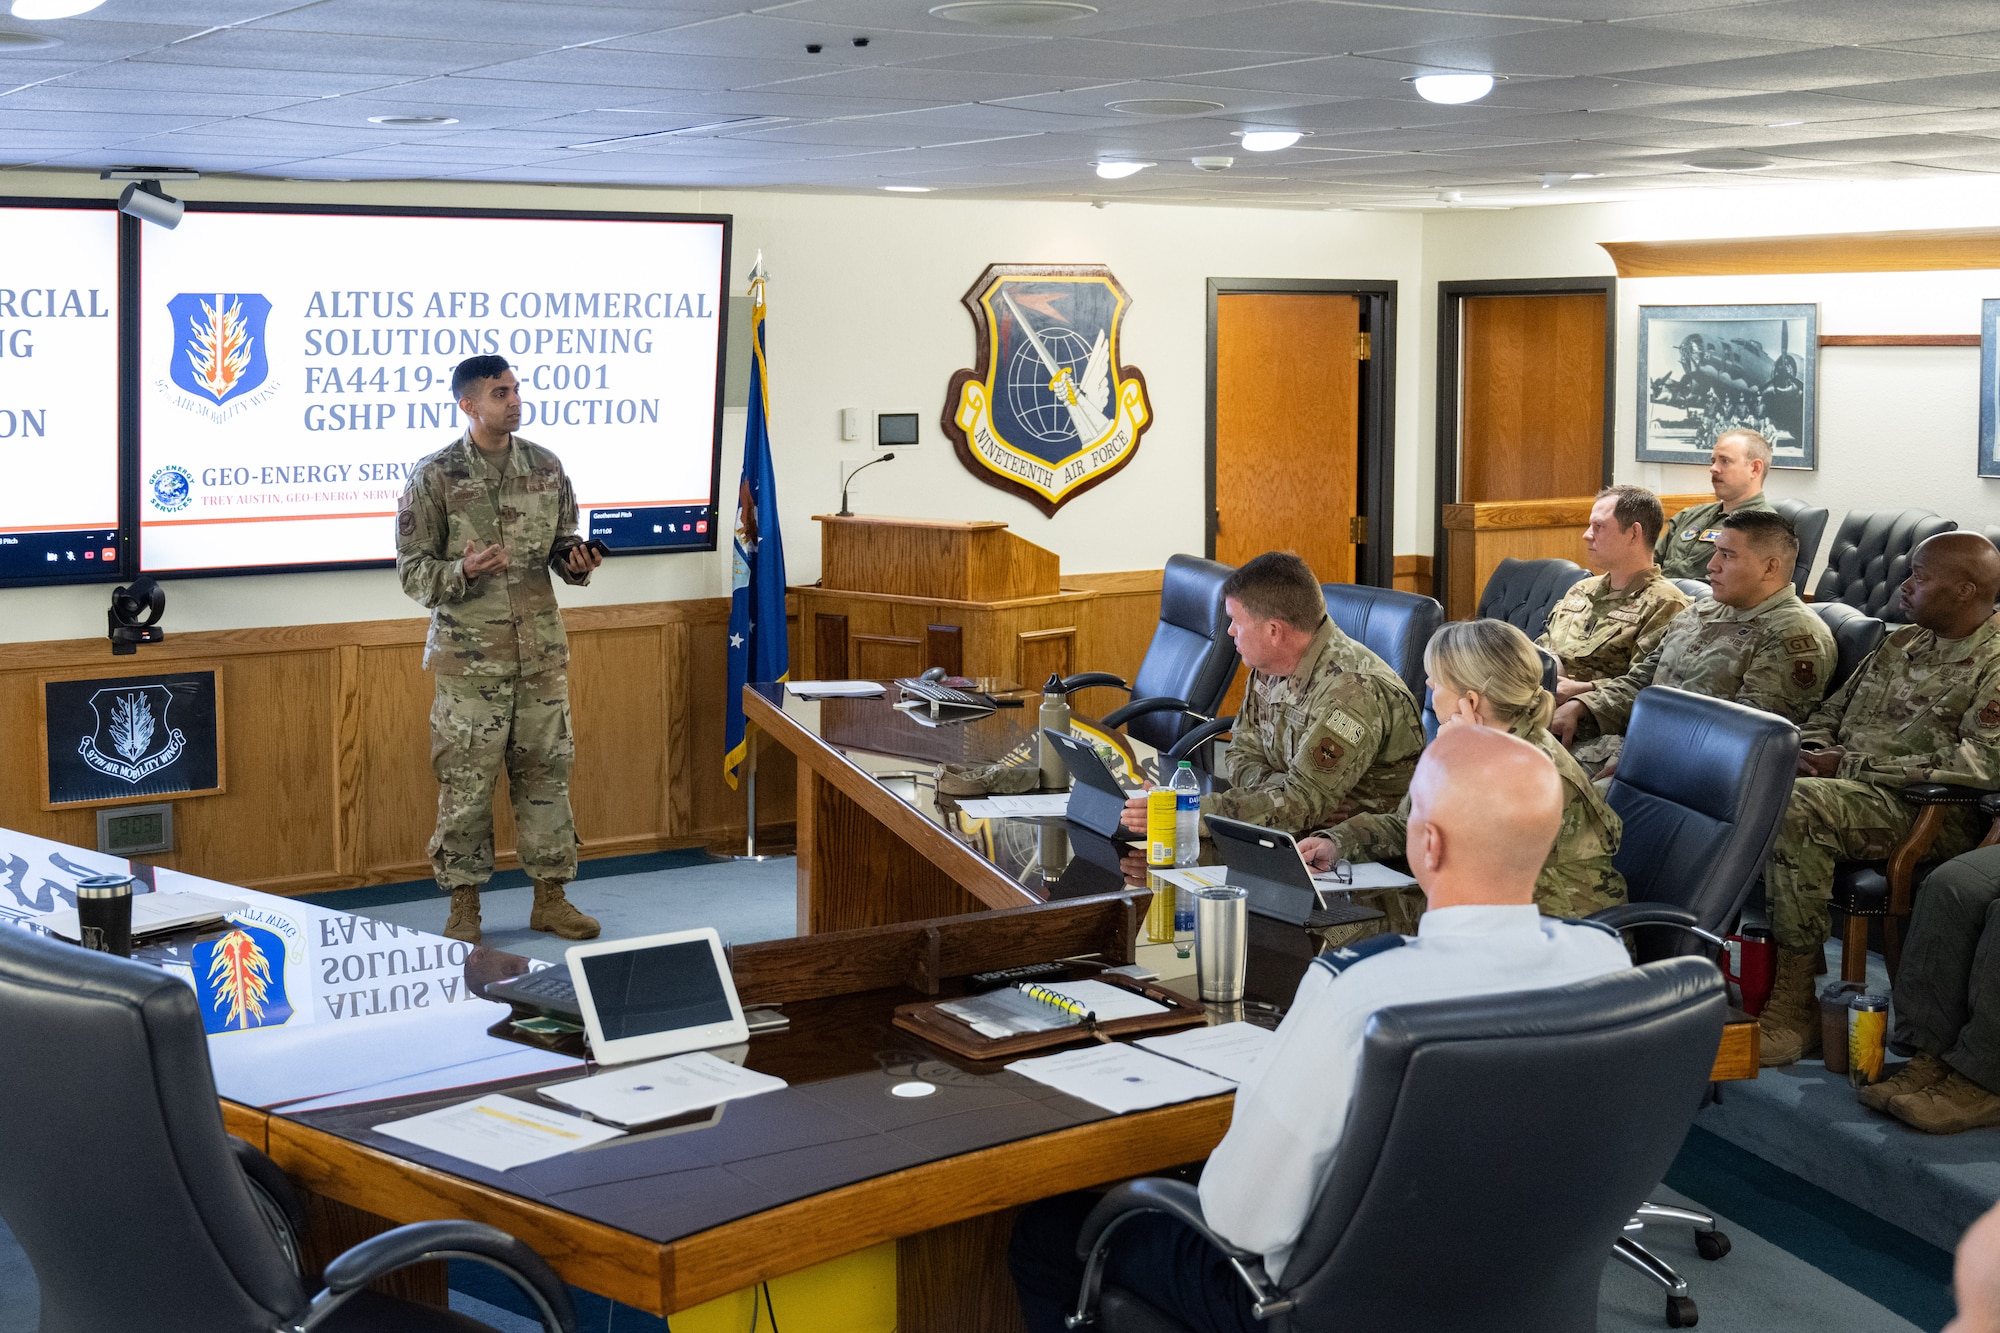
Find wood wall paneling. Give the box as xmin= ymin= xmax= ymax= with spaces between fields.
xmin=0 ymin=600 xmax=785 ymax=897
xmin=854 ymin=635 xmax=923 ymax=679
xmin=1214 ymin=293 xmax=1362 ymax=584
xmin=1391 ymin=555 xmax=1433 ymax=596
xmin=924 ymin=624 xmax=964 ymax=677
xmin=1599 ymin=227 xmax=2000 ymax=278
xmin=1442 ymin=493 xmax=1712 ymax=621
xmin=1014 ymin=628 xmax=1076 ymax=691
xmin=1459 ymin=293 xmax=1607 ymax=503
xmin=814 ymin=614 xmax=850 ymax=679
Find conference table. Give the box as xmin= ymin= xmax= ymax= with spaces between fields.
xmin=0 ymin=687 xmax=1757 ymax=1332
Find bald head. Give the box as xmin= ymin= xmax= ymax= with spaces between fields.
xmin=1948 ymin=1200 xmax=2000 ymax=1333
xmin=1404 ymin=726 xmax=1563 ymax=909
xmin=1898 ymin=533 xmax=2000 ymax=639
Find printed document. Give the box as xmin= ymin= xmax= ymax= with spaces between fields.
xmin=956 ymin=794 xmax=1073 ymax=819
xmin=785 ymin=681 xmax=885 ymax=697
xmin=538 ymin=1051 xmax=786 ymax=1127
xmin=1009 ymin=1044 xmax=1233 ymax=1114
xmin=374 ymin=1095 xmax=623 ymax=1172
xmin=1136 ymin=1022 xmax=1275 ymax=1085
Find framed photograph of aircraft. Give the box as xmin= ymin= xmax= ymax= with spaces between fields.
xmin=1638 ymin=304 xmax=1817 ymax=470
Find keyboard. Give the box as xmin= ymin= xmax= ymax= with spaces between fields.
xmin=896 ymin=678 xmax=997 ymax=718
xmin=486 ymin=964 xmax=582 ymax=1020
xmin=1307 ymin=899 xmax=1387 ymax=930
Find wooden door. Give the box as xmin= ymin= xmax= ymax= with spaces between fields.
xmin=1213 ymin=293 xmax=1362 ymax=583
xmin=1458 ymin=293 xmax=1605 ymax=503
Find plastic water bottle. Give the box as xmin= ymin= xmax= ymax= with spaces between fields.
xmin=1171 ymin=761 xmax=1201 ymax=868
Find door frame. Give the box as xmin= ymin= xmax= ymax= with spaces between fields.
xmin=1432 ymin=276 xmax=1616 ymax=614
xmin=1205 ymin=278 xmax=1398 ymax=589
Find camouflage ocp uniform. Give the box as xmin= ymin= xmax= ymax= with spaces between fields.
xmin=1314 ymin=715 xmax=1627 ymax=920
xmin=1571 ymin=584 xmax=1834 ymax=768
xmin=397 ymin=432 xmax=592 ymax=891
xmin=1204 ymin=617 xmax=1425 ymax=835
xmin=1653 ymin=490 xmax=1775 ymax=581
xmin=1539 ymin=566 xmax=1693 ymax=683
xmin=1765 ymin=614 xmax=2000 ymax=952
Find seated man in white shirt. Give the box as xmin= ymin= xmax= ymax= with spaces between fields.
xmin=1007 ymin=725 xmax=1634 ymax=1333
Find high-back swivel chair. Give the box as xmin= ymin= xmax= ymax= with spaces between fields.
xmin=1319 ymin=582 xmax=1441 ymax=704
xmin=1064 ymin=554 xmax=1239 ymax=752
xmin=1477 ymin=557 xmax=1590 ymax=638
xmin=0 ymin=925 xmax=576 ymax=1333
xmin=1071 ymin=960 xmax=1727 ymax=1333
xmin=1814 ymin=508 xmax=1956 ymax=620
xmin=1772 ymin=498 xmax=1830 ymax=597
xmin=1812 ymin=601 xmax=1886 ymax=694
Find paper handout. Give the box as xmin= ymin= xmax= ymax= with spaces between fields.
xmin=374 ymin=1095 xmax=624 ymax=1172
xmin=1136 ymin=1022 xmax=1275 ymax=1085
xmin=537 ymin=1050 xmax=786 ymax=1127
xmin=1008 ymin=1043 xmax=1233 ymax=1114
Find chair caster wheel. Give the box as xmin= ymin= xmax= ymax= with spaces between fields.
xmin=1694 ymin=1229 xmax=1731 ymax=1261
xmin=1666 ymin=1294 xmax=1699 ymax=1327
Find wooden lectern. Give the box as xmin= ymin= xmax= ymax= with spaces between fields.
xmin=797 ymin=515 xmax=1099 ymax=686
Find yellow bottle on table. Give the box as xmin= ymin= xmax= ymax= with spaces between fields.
xmin=1146 ymin=787 xmax=1178 ymax=868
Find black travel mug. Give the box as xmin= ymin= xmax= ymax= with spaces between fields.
xmin=75 ymin=873 xmax=136 ymax=958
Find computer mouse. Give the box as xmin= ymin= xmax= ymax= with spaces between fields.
xmin=919 ymin=666 xmax=947 ymax=682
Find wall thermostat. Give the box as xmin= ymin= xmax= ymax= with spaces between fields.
xmin=877 ymin=412 xmax=919 ymax=447
xmin=839 ymin=407 xmax=862 ymax=441
xmin=97 ymin=803 xmax=173 ymax=857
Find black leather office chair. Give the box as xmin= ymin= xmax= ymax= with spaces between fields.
xmin=1319 ymin=582 xmax=1441 ymax=705
xmin=1813 ymin=508 xmax=1956 ymax=620
xmin=1812 ymin=601 xmax=1886 ymax=694
xmin=1582 ymin=687 xmax=1799 ymax=1323
xmin=1064 ymin=554 xmax=1239 ymax=753
xmin=0 ymin=925 xmax=576 ymax=1333
xmin=1070 ymin=959 xmax=1727 ymax=1333
xmin=1477 ymin=557 xmax=1590 ymax=637
xmin=1670 ymin=577 xmax=1711 ymax=601
xmin=1772 ymin=498 xmax=1830 ymax=597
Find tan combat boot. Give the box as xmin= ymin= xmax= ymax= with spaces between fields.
xmin=530 ymin=880 xmax=600 ymax=940
xmin=1757 ymin=947 xmax=1823 ymax=1067
xmin=1858 ymin=1051 xmax=1950 ymax=1114
xmin=1889 ymin=1071 xmax=2000 ymax=1134
xmin=443 ymin=886 xmax=482 ymax=944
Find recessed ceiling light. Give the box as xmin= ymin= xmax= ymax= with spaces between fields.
xmin=929 ymin=1 xmax=1095 ymax=24
xmin=1684 ymin=152 xmax=1775 ymax=172
xmin=1094 ymin=161 xmax=1151 ymax=179
xmin=1407 ymin=73 xmax=1497 ymax=105
xmin=1105 ymin=98 xmax=1223 ymax=116
xmin=0 ymin=28 xmax=59 ymax=47
xmin=1238 ymin=130 xmax=1302 ymax=152
xmin=367 ymin=114 xmax=459 ymax=128
xmin=1766 ymin=120 xmax=1804 ymax=127
xmin=882 ymin=185 xmax=933 ymax=192
xmin=1191 ymin=156 xmax=1233 ymax=171
xmin=9 ymin=0 xmax=103 ymax=17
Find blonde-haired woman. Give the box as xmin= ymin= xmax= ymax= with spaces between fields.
xmin=1299 ymin=618 xmax=1627 ymax=919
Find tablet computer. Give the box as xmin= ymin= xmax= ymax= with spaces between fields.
xmin=565 ymin=927 xmax=750 ymax=1067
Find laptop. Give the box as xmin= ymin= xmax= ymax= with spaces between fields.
xmin=485 ymin=927 xmax=750 ymax=1066
xmin=1205 ymin=814 xmax=1387 ymax=931
xmin=1042 ymin=729 xmax=1142 ymax=842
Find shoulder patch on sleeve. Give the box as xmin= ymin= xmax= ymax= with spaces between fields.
xmin=1785 ymin=634 xmax=1816 ymax=654
xmin=1324 ymin=709 xmax=1366 ymax=747
xmin=397 ymin=508 xmax=415 ymax=535
xmin=1979 ymin=698 xmax=2000 ymax=731
xmin=1793 ymin=659 xmax=1817 ymax=688
xmin=1312 ymin=932 xmax=1408 ymax=978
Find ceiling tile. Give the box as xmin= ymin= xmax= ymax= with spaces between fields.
xmin=767 ymin=0 xmax=1279 ymax=41
xmin=894 ymin=37 xmax=1302 ymax=81
xmin=741 ymin=64 xmax=1081 ymax=102
xmin=1761 ymin=132 xmax=2000 ymax=161
xmin=248 ymin=0 xmax=674 ymax=46
xmin=1151 ymin=54 xmax=1429 ymax=97
xmin=1878 ymin=28 xmax=2000 ymax=58
xmin=1636 ymin=0 xmax=2000 ymax=46
xmin=598 ymin=13 xmax=1030 ymax=64
xmin=1082 ymin=2 xmax=1557 ymax=58
xmin=991 ymin=77 xmax=1345 ymax=118
xmin=463 ymin=47 xmax=827 ymax=90
xmin=1617 ymin=44 xmax=2000 ymax=92
xmin=1640 ymin=89 xmax=1943 ymax=125
xmin=0 ymin=20 xmax=199 ymax=62
xmin=1823 ymin=70 xmax=2000 ymax=108
xmin=0 ymin=84 xmax=315 ymax=115
xmin=1470 ymin=75 xmax=1742 ymax=113
xmin=25 ymin=59 xmax=399 ymax=96
xmin=1373 ymin=26 xmax=1813 ymax=79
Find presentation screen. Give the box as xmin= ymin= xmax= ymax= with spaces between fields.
xmin=0 ymin=203 xmax=121 ymax=587
xmin=136 ymin=205 xmax=729 ymax=575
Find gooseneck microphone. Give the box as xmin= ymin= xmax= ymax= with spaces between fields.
xmin=836 ymin=452 xmax=897 ymax=517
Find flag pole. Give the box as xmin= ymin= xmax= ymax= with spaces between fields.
xmin=730 ymin=249 xmax=780 ymax=862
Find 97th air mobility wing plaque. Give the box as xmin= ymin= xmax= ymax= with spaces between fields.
xmin=943 ymin=264 xmax=1152 ymax=515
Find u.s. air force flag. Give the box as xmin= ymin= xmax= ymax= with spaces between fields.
xmin=724 ymin=255 xmax=789 ymax=789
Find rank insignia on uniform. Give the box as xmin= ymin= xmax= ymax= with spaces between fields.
xmin=1312 ymin=931 xmax=1407 ymax=977
xmin=1793 ymin=660 xmax=1817 ymax=687
xmin=1980 ymin=699 xmax=2000 ymax=729
xmin=943 ymin=264 xmax=1153 ymax=515
xmin=1313 ymin=736 xmax=1346 ymax=771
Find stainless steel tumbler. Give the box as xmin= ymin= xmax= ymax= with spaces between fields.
xmin=1194 ymin=885 xmax=1248 ymax=1003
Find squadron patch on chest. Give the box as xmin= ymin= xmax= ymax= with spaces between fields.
xmin=1981 ymin=699 xmax=2000 ymax=730
xmin=1325 ymin=710 xmax=1366 ymax=746
xmin=1313 ymin=736 xmax=1347 ymax=771
xmin=1793 ymin=659 xmax=1817 ymax=687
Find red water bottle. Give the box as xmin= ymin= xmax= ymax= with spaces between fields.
xmin=1722 ymin=926 xmax=1776 ymax=1015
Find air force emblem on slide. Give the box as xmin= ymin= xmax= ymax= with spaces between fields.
xmin=78 ymin=685 xmax=187 ymax=785
xmin=167 ymin=292 xmax=271 ymax=405
xmin=943 ymin=264 xmax=1152 ymax=516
